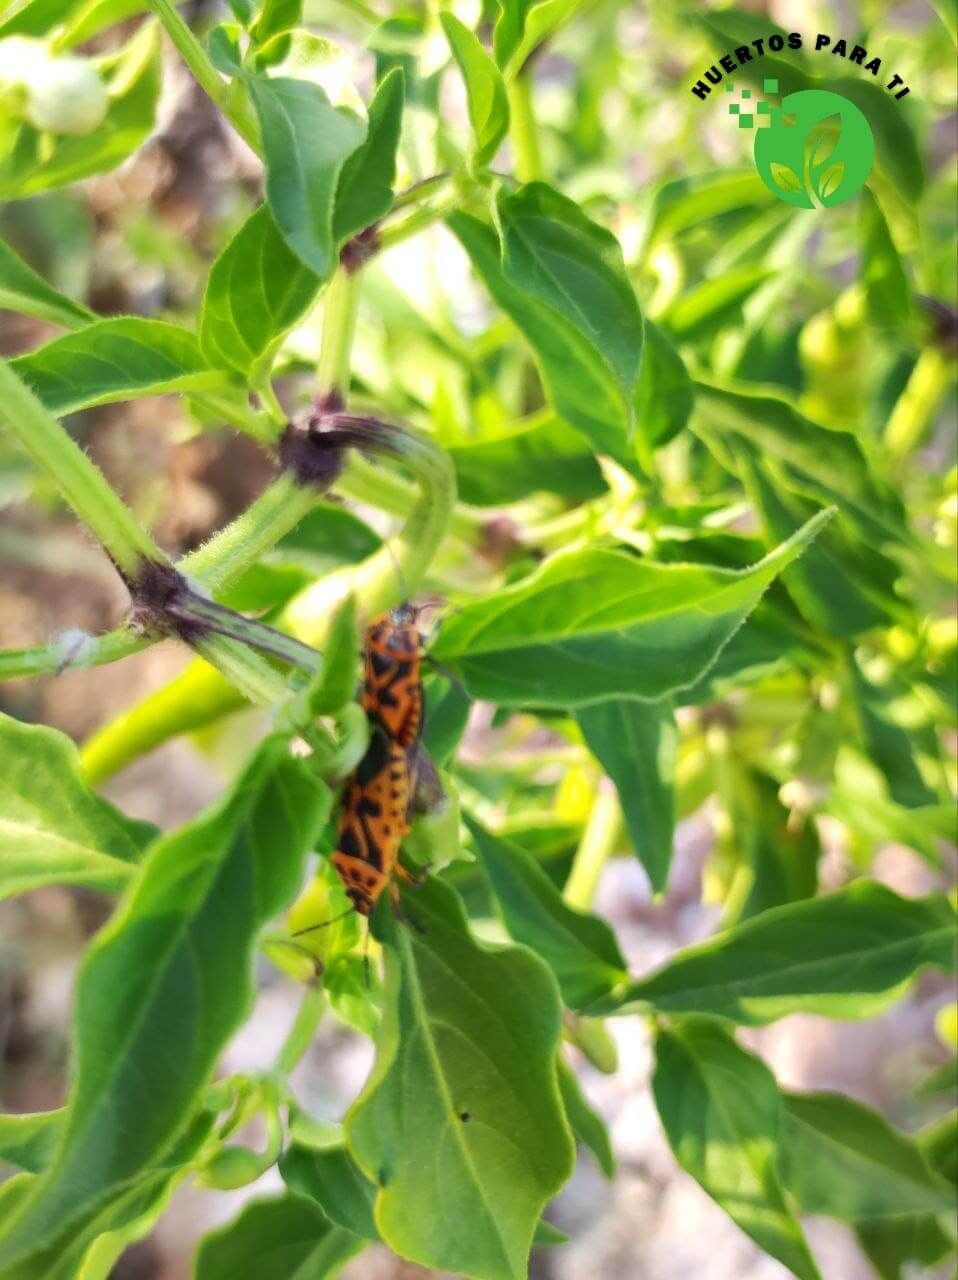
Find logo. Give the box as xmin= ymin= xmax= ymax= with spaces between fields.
xmin=728 ymin=79 xmax=874 ymax=208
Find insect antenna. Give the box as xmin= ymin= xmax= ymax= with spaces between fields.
xmin=291 ymin=907 xmax=355 ymax=937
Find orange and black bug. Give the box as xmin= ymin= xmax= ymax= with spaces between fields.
xmin=361 ymin=603 xmax=424 ymax=754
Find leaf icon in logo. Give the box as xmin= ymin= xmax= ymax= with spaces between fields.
xmin=769 ymin=162 xmax=804 ymax=196
xmin=816 ymin=161 xmax=845 ymax=202
xmin=805 ymin=113 xmax=841 ymax=170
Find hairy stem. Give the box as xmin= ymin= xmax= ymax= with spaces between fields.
xmin=0 ymin=358 xmax=164 ymax=581
xmin=146 ymin=0 xmax=260 ymax=152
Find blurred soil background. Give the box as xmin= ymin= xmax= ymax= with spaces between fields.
xmin=0 ymin=3 xmax=955 ymax=1278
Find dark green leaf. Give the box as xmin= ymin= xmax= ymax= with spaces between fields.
xmin=856 ymin=1215 xmax=955 ymax=1280
xmin=280 ymin=1141 xmax=379 ymax=1242
xmin=557 ymin=1058 xmax=615 ymax=1178
xmin=851 ymin=659 xmax=938 ymax=808
xmin=0 ymin=237 xmax=93 ymax=329
xmin=576 ymin=699 xmax=676 ymax=895
xmin=301 ymin=594 xmax=359 ymax=716
xmin=450 ymin=186 xmax=642 ymax=461
xmin=11 ymin=317 xmax=231 ymax=415
xmin=441 ymin=14 xmax=509 ymax=166
xmin=0 ymin=1111 xmax=63 ymax=1175
xmin=601 ymin=882 xmax=956 ymax=1023
xmin=666 ymin=266 xmax=773 ymax=341
xmin=200 ymin=203 xmax=321 ymax=378
xmin=278 ymin=502 xmax=381 ymax=566
xmin=653 ymin=1019 xmax=821 ymax=1280
xmin=448 ymin=414 xmax=605 ymax=505
xmin=194 ymin=1194 xmax=363 ymax=1279
xmin=0 ymin=738 xmax=330 ymax=1275
xmin=0 ymin=713 xmax=154 ymax=902
xmin=780 ymin=1091 xmax=955 ymax=1221
xmin=633 ymin=319 xmax=693 ymax=450
xmin=346 ymin=877 xmax=575 ymax=1280
xmin=332 ymin=69 xmax=404 ymax=245
xmin=464 ymin=812 xmax=627 ymax=1009
xmin=432 ymin=510 xmax=832 ymax=707
xmin=721 ymin=768 xmax=819 ymax=922
xmin=248 ymin=75 xmax=365 ymax=279
xmin=422 ymin=675 xmax=471 ymax=767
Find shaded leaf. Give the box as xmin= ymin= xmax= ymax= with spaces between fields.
xmin=194 ymin=1193 xmax=363 ymax=1279
xmin=653 ymin=1019 xmax=821 ymax=1280
xmin=332 ymin=68 xmax=404 ymax=245
xmin=576 ymin=699 xmax=676 ymax=894
xmin=280 ymin=1140 xmax=379 ymax=1242
xmin=859 ymin=188 xmax=912 ymax=329
xmin=0 ymin=713 xmax=154 ymax=902
xmin=0 ymin=1111 xmax=63 ymax=1175
xmin=599 ymin=882 xmax=956 ymax=1023
xmin=448 ymin=414 xmax=605 ymax=505
xmin=346 ymin=877 xmax=575 ymax=1280
xmin=464 ymin=812 xmax=627 ymax=1009
xmin=0 ymin=738 xmax=330 ymax=1275
xmin=200 ymin=203 xmax=321 ymax=378
xmin=557 ymin=1058 xmax=615 ymax=1178
xmin=11 ymin=317 xmax=231 ymax=415
xmin=0 ymin=237 xmax=93 ymax=329
xmin=633 ymin=319 xmax=693 ymax=450
xmin=432 ymin=509 xmax=832 ymax=707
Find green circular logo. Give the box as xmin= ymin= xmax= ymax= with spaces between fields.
xmin=753 ymin=89 xmax=874 ymax=208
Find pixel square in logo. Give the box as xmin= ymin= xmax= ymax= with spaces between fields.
xmin=729 ymin=79 xmax=874 ymax=208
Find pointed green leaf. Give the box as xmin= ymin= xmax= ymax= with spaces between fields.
xmin=600 ymin=882 xmax=956 ymax=1023
xmin=0 ymin=738 xmax=330 ymax=1276
xmin=464 ymin=812 xmax=627 ymax=1009
xmin=432 ymin=509 xmax=832 ymax=707
xmin=11 ymin=317 xmax=232 ymax=415
xmin=332 ymin=68 xmax=404 ymax=245
xmin=0 ymin=238 xmax=93 ymax=329
xmin=448 ymin=414 xmax=604 ymax=505
xmin=280 ymin=1141 xmax=379 ymax=1241
xmin=450 ymin=186 xmax=642 ymax=461
xmin=345 ymin=877 xmax=575 ymax=1280
xmin=557 ymin=1058 xmax=615 ymax=1178
xmin=0 ymin=713 xmax=154 ymax=902
xmin=194 ymin=1194 xmax=363 ymax=1279
xmin=248 ymin=75 xmax=365 ymax=279
xmin=0 ymin=1111 xmax=63 ymax=1176
xmin=780 ymin=1091 xmax=955 ymax=1221
xmin=653 ymin=1019 xmax=822 ymax=1280
xmin=441 ymin=15 xmax=509 ymax=167
xmin=633 ymin=319 xmax=693 ymax=449
xmin=576 ymin=699 xmax=676 ymax=895
xmin=859 ymin=189 xmax=912 ymax=329
xmin=200 ymin=203 xmax=321 ymax=378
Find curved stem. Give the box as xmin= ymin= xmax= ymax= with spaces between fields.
xmin=275 ymin=985 xmax=325 ymax=1074
xmin=0 ymin=358 xmax=165 ymax=581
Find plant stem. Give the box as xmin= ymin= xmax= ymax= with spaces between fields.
xmin=341 ymin=452 xmax=482 ymax=541
xmin=376 ymin=192 xmax=462 ymax=253
xmin=316 ymin=269 xmax=361 ymax=401
xmin=181 ymin=472 xmax=318 ymax=591
xmin=507 ymin=69 xmax=543 ymax=183
xmin=275 ymin=985 xmax=325 ymax=1074
xmin=0 ymin=629 xmax=148 ymax=681
xmin=192 ymin=392 xmax=277 ymax=442
xmin=563 ymin=783 xmax=621 ymax=910
xmin=0 ymin=358 xmax=164 ymax=581
xmin=146 ymin=0 xmax=260 ymax=152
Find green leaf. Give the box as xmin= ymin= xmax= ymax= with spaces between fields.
xmin=0 ymin=1111 xmax=63 ymax=1175
xmin=693 ymin=377 xmax=907 ymax=547
xmin=56 ymin=1 xmax=151 ymax=50
xmin=666 ymin=266 xmax=773 ymax=341
xmin=726 ymin=770 xmax=819 ymax=922
xmin=856 ymin=1215 xmax=956 ymax=1280
xmin=345 ymin=877 xmax=575 ymax=1280
xmin=464 ymin=812 xmax=627 ymax=1009
xmin=642 ymin=171 xmax=772 ymax=253
xmin=441 ymin=15 xmax=509 ymax=167
xmin=779 ymin=1091 xmax=955 ymax=1221
xmin=0 ymin=713 xmax=153 ymax=902
xmin=450 ymin=186 xmax=643 ymax=461
xmin=250 ymin=0 xmax=302 ymax=45
xmin=493 ymin=0 xmax=587 ymax=77
xmin=422 ymin=675 xmax=471 ymax=767
xmin=280 ymin=1140 xmax=379 ymax=1242
xmin=194 ymin=1194 xmax=363 ymax=1279
xmin=11 ymin=317 xmax=232 ymax=415
xmin=633 ymin=319 xmax=693 ymax=450
xmin=0 ymin=237 xmax=93 ymax=329
xmin=300 ymin=594 xmax=359 ymax=716
xmin=0 ymin=23 xmax=161 ymax=199
xmin=248 ymin=75 xmax=365 ymax=278
xmin=576 ymin=699 xmax=676 ymax=895
xmin=860 ymin=188 xmax=913 ymax=330
xmin=199 ymin=203 xmax=321 ymax=379
xmin=653 ymin=1019 xmax=821 ymax=1280
xmin=850 ymin=659 xmax=938 ymax=809
xmin=432 ymin=509 xmax=832 ymax=707
xmin=557 ymin=1058 xmax=615 ymax=1178
xmin=448 ymin=414 xmax=605 ymax=505
xmin=0 ymin=738 xmax=330 ymax=1276
xmin=279 ymin=502 xmax=381 ymax=566
xmin=332 ymin=68 xmax=404 ymax=245
xmin=600 ymin=882 xmax=956 ymax=1023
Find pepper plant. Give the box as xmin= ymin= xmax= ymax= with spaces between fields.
xmin=0 ymin=2 xmax=955 ymax=1279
